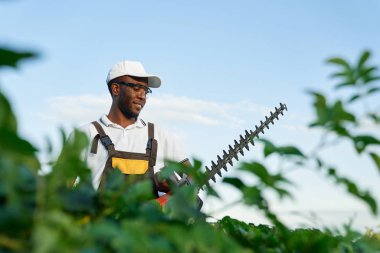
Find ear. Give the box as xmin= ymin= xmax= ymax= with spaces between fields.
xmin=111 ymin=83 xmax=120 ymax=97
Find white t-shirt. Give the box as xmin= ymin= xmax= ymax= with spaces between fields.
xmin=77 ymin=114 xmax=188 ymax=189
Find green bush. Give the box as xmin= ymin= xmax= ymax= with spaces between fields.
xmin=1 ymin=46 xmax=379 ymax=252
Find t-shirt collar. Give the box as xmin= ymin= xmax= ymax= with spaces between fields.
xmin=99 ymin=114 xmax=146 ymax=129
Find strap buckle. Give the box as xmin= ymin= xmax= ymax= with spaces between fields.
xmin=146 ymin=138 xmax=153 ymax=150
xmin=100 ymin=135 xmax=113 ymax=147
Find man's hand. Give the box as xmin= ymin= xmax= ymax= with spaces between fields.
xmin=155 ymin=159 xmax=192 ymax=193
xmin=154 ymin=173 xmax=171 ymax=193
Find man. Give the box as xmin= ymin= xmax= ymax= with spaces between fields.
xmin=77 ymin=60 xmax=190 ymax=195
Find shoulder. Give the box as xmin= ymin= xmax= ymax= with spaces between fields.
xmin=72 ymin=119 xmax=106 ymax=141
xmin=76 ymin=121 xmax=98 ymax=135
xmin=148 ymin=122 xmax=188 ymax=161
xmin=148 ymin=122 xmax=183 ymax=145
xmin=148 ymin=122 xmax=169 ymax=139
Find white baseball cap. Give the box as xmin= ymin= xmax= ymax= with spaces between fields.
xmin=106 ymin=60 xmax=161 ymax=88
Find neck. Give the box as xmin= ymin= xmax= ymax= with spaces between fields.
xmin=107 ymin=106 xmax=137 ymax=128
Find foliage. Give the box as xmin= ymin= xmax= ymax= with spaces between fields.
xmin=253 ymin=50 xmax=380 ymax=216
xmin=327 ymin=50 xmax=380 ymax=102
xmin=216 ymin=216 xmax=380 ymax=253
xmin=214 ymin=52 xmax=380 ymax=248
xmin=314 ymin=51 xmax=380 ymax=214
xmin=0 ymin=68 xmax=246 ymax=252
xmin=0 ymin=48 xmax=37 ymax=69
xmin=1 ymin=44 xmax=379 ymax=252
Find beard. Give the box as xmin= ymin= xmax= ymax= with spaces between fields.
xmin=118 ymin=100 xmax=139 ymax=119
xmin=117 ymin=91 xmax=142 ymax=119
xmin=120 ymin=105 xmax=139 ymax=119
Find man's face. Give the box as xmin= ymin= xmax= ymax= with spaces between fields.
xmin=112 ymin=75 xmax=149 ymax=119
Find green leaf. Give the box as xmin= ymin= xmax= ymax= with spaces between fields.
xmin=327 ymin=57 xmax=357 ymax=89
xmin=308 ymin=92 xmax=356 ymax=132
xmin=217 ymin=216 xmax=258 ymax=248
xmin=260 ymin=139 xmax=306 ymax=158
xmin=60 ymin=183 xmax=96 ymax=213
xmin=368 ymin=113 xmax=380 ymax=124
xmin=276 ymin=146 xmax=306 ymax=158
xmin=50 ymin=129 xmax=90 ymax=190
xmin=204 ymin=184 xmax=220 ymax=198
xmin=356 ymin=51 xmax=380 ymax=85
xmin=242 ymin=186 xmax=265 ymax=206
xmin=223 ymin=177 xmax=245 ymax=189
xmin=347 ymin=94 xmax=361 ymax=103
xmin=240 ymin=162 xmax=270 ymax=182
xmin=326 ymin=167 xmax=378 ymax=215
xmin=45 ymin=136 xmax=53 ymax=154
xmin=315 ymin=157 xmax=324 ymax=169
xmin=59 ymin=127 xmax=67 ymax=147
xmin=330 ymin=71 xmax=350 ymax=79
xmin=327 ymin=57 xmax=351 ymax=70
xmin=362 ymin=76 xmax=380 ymax=84
xmin=308 ymin=91 xmax=329 ymax=127
xmin=328 ymin=51 xmax=379 ymax=90
xmin=0 ymin=48 xmax=37 ymax=68
xmin=0 ymin=91 xmax=17 ymax=132
xmin=163 ymin=158 xmax=205 ymax=186
xmin=327 ymin=167 xmax=336 ymax=176
xmin=240 ymin=162 xmax=291 ymax=188
xmin=0 ymin=128 xmax=37 ymax=155
xmin=367 ymin=87 xmax=380 ymax=95
xmin=332 ymin=101 xmax=356 ymax=124
xmin=331 ymin=125 xmax=351 ymax=138
xmin=357 ymin=50 xmax=371 ymax=70
xmin=352 ymin=135 xmax=380 ymax=154
xmin=163 ymin=184 xmax=203 ymax=221
xmin=334 ymin=81 xmax=356 ymax=89
xmin=124 ymin=180 xmax=156 ymax=203
xmin=260 ymin=139 xmax=276 ymax=157
xmin=358 ymin=66 xmax=377 ymax=78
xmin=272 ymin=186 xmax=292 ymax=200
xmin=360 ymin=193 xmax=378 ymax=216
xmin=369 ymin=153 xmax=380 ymax=173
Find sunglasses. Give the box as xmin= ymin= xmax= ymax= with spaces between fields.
xmin=116 ymin=82 xmax=152 ymax=95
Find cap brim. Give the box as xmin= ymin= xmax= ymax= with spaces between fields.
xmin=124 ymin=73 xmax=161 ymax=88
xmin=147 ymin=76 xmax=161 ymax=88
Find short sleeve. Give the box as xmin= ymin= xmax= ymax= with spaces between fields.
xmin=164 ymin=133 xmax=188 ymax=163
xmin=155 ymin=126 xmax=189 ymax=166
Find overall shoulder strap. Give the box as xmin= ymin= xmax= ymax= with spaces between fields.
xmin=146 ymin=123 xmax=157 ymax=166
xmin=90 ymin=121 xmax=115 ymax=154
xmin=92 ymin=121 xmax=107 ymax=136
xmin=148 ymin=122 xmax=154 ymax=139
xmin=146 ymin=122 xmax=159 ymax=197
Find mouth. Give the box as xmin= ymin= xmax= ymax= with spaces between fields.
xmin=133 ymin=102 xmax=144 ymax=110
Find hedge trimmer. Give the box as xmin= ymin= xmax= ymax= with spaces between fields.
xmin=156 ymin=103 xmax=288 ymax=207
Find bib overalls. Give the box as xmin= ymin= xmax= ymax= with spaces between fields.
xmin=90 ymin=121 xmax=159 ymax=196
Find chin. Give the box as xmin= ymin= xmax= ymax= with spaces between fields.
xmin=121 ymin=109 xmax=139 ymax=119
xmin=132 ymin=109 xmax=141 ymax=116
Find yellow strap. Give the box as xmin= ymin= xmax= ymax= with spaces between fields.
xmin=112 ymin=157 xmax=149 ymax=174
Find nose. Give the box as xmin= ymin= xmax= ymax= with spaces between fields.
xmin=136 ymin=88 xmax=147 ymax=99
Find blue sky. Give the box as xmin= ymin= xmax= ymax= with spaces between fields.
xmin=1 ymin=0 xmax=380 ymax=230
